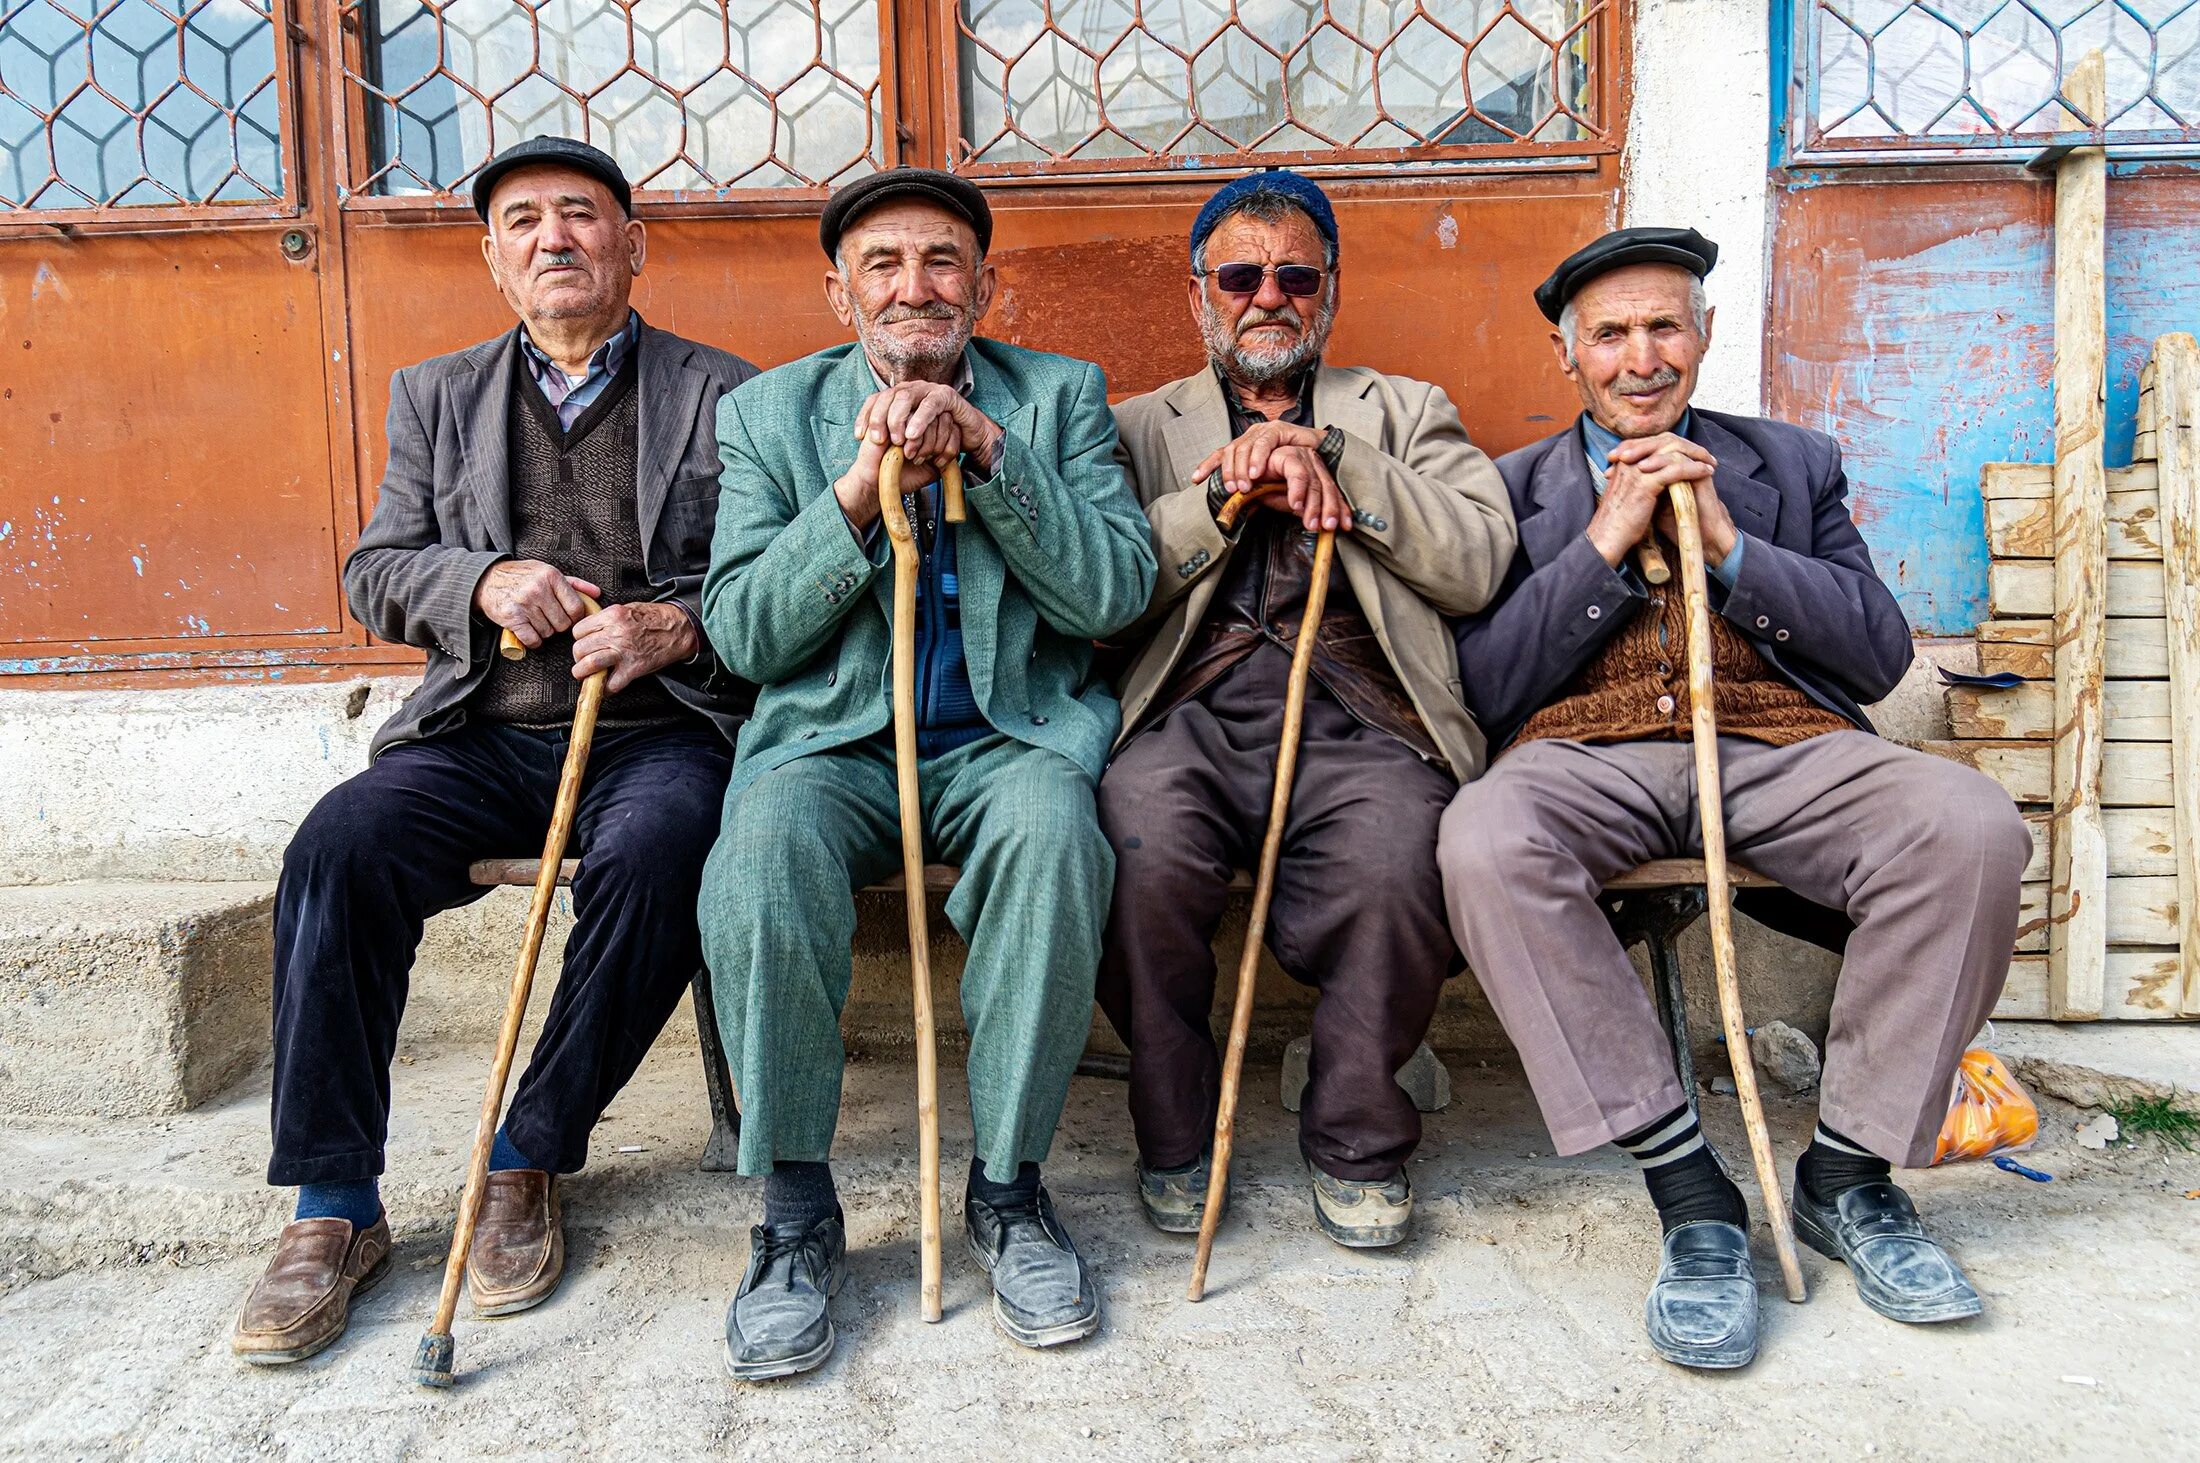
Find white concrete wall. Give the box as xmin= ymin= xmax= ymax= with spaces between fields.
xmin=1622 ymin=0 xmax=1775 ymax=416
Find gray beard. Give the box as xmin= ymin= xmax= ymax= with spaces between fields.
xmin=855 ymin=308 xmax=976 ymax=380
xmin=1200 ymin=292 xmax=1334 ymax=385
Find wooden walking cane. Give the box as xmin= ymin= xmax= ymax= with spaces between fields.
xmin=1666 ymin=486 xmax=1808 ymax=1305
xmin=1187 ymin=481 xmax=1332 ymax=1303
xmin=415 ymin=594 xmax=608 ymax=1386
xmin=879 ymin=445 xmax=964 ymax=1324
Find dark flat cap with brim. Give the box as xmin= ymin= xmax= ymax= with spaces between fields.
xmin=471 ymin=136 xmax=632 ymax=220
xmin=1534 ymin=226 xmax=1717 ymax=322
xmin=820 ymin=167 xmax=993 ymax=259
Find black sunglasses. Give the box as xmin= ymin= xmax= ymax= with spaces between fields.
xmin=1198 ymin=261 xmax=1326 ymax=297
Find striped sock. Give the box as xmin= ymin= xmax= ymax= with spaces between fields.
xmin=1616 ymin=1106 xmax=1747 ymax=1234
xmin=1798 ymin=1120 xmax=1890 ymax=1205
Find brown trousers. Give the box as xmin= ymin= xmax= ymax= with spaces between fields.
xmin=1096 ymin=645 xmax=1460 ymax=1181
xmin=1438 ymin=732 xmax=2031 ymax=1168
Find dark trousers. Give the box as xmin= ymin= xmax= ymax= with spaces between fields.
xmin=268 ymin=719 xmax=732 ymax=1187
xmin=1095 ymin=645 xmax=1460 ymax=1181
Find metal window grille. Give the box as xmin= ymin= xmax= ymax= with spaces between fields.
xmin=949 ymin=0 xmax=1612 ymax=177
xmin=341 ymin=0 xmax=885 ymax=199
xmin=0 ymin=0 xmax=287 ymax=209
xmin=1794 ymin=0 xmax=2200 ymax=158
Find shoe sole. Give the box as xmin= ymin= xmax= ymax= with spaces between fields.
xmin=1793 ymin=1208 xmax=1983 ymax=1325
xmin=1311 ymin=1201 xmax=1410 ymax=1250
xmin=965 ymin=1232 xmax=1100 ymax=1350
xmin=234 ymin=1245 xmax=394 ymax=1367
xmin=1648 ymin=1333 xmax=1758 ymax=1370
xmin=722 ymin=1257 xmax=845 ymax=1382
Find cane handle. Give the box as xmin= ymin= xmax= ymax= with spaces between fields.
xmin=1213 ymin=479 xmax=1293 ymax=532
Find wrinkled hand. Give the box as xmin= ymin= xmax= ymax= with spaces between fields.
xmin=570 ymin=600 xmax=697 ymax=692
xmin=473 ymin=560 xmax=602 ymax=649
xmin=1586 ymin=433 xmax=1724 ymax=567
xmin=1194 ymin=422 xmax=1348 ymax=533
xmin=833 ymin=385 xmax=999 ymax=531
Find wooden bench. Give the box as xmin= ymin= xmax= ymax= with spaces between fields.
xmin=468 ymin=856 xmax=1791 ymax=1168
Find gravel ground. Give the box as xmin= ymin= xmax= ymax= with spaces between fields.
xmin=1 ymin=1048 xmax=2194 ymax=1461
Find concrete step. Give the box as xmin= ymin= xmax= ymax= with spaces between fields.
xmin=0 ymin=882 xmax=274 ymax=1119
xmin=1992 ymin=1020 xmax=2200 ymax=1114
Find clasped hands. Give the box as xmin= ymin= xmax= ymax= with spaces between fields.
xmin=472 ymin=560 xmax=695 ymax=692
xmin=833 ymin=381 xmax=1006 ymax=532
xmin=1195 ymin=420 xmax=1347 ymax=534
xmin=1584 ymin=432 xmax=1739 ymax=570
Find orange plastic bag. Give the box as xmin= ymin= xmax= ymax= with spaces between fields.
xmin=1932 ymin=1047 xmax=2040 ymax=1165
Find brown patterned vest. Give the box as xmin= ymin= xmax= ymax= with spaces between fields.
xmin=1511 ymin=533 xmax=1852 ymax=750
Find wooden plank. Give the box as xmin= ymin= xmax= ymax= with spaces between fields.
xmin=2019 ymin=807 xmax=2178 ymax=881
xmin=2153 ymin=333 xmax=2200 ymax=1015
xmin=2003 ymin=950 xmax=2189 ymax=1019
xmin=1945 ymin=680 xmax=2170 ymax=741
xmin=1920 ymin=740 xmax=2172 ymax=807
xmin=1986 ymin=487 xmax=2161 ymax=560
xmin=1975 ymin=618 xmax=2168 ymax=680
xmin=2136 ymin=429 xmax=2158 ymax=463
xmin=1988 ymin=560 xmax=2164 ymax=618
xmin=2015 ymin=876 xmax=2180 ymax=951
xmin=1980 ymin=461 xmax=2053 ymax=500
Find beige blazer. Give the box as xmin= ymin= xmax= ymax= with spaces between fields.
xmin=1109 ymin=363 xmax=1518 ymax=781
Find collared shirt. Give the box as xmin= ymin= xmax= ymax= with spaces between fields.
xmin=519 ymin=310 xmax=641 ymax=431
xmin=1580 ymin=410 xmax=1744 ymax=586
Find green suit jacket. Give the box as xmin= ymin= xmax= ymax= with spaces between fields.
xmin=704 ymin=337 xmax=1158 ymax=794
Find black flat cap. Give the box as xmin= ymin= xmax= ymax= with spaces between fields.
xmin=1533 ymin=226 xmax=1718 ymax=322
xmin=820 ymin=167 xmax=992 ymax=259
xmin=471 ymin=136 xmax=632 ymax=221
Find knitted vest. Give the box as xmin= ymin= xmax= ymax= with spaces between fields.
xmin=1512 ymin=539 xmax=1851 ymax=750
xmin=471 ymin=357 xmax=688 ymax=729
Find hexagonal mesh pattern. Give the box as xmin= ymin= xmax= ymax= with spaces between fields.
xmin=952 ymin=0 xmax=1608 ymax=173
xmin=1805 ymin=0 xmax=2200 ymax=151
xmin=0 ymin=0 xmax=284 ymax=208
xmin=348 ymin=0 xmax=882 ymax=196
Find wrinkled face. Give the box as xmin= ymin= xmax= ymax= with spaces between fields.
xmin=1190 ymin=209 xmax=1336 ymax=385
xmin=480 ymin=164 xmax=644 ymax=330
xmin=1554 ymin=263 xmax=1711 ymax=439
xmin=824 ymin=200 xmax=995 ymax=377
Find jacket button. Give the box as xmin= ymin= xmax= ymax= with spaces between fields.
xmin=1775 ymin=628 xmax=1790 ymax=642
xmin=826 ymin=670 xmax=837 ymax=686
xmin=1586 ymin=605 xmax=1601 ymax=620
xmin=1031 ymin=715 xmax=1048 ymax=726
xmin=1756 ymin=615 xmax=1770 ymax=629
xmin=802 ymin=730 xmax=817 ymax=739
xmin=1657 ymin=694 xmax=1676 ymax=715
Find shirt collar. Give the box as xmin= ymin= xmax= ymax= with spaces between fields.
xmin=519 ymin=309 xmax=639 ymax=388
xmin=1581 ymin=407 xmax=1695 ymax=491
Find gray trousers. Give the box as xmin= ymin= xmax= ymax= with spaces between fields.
xmin=1437 ymin=731 xmax=2031 ymax=1167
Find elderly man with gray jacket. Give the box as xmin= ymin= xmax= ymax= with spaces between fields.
xmin=231 ymin=137 xmax=756 ymax=1367
xmin=1095 ymin=171 xmax=1516 ymax=1249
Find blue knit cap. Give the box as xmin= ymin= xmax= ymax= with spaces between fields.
xmin=1189 ymin=170 xmax=1338 ymax=263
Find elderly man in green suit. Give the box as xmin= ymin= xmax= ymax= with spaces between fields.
xmin=699 ymin=168 xmax=1156 ymax=1379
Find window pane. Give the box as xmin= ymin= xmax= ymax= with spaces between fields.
xmin=1 ymin=0 xmax=283 ymax=209
xmin=1807 ymin=0 xmax=2200 ymax=147
xmin=352 ymin=0 xmax=883 ymax=195
xmin=956 ymin=0 xmax=1601 ymax=168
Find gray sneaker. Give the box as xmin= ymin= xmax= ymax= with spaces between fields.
xmin=1308 ymin=1158 xmax=1413 ymax=1248
xmin=1137 ymin=1154 xmax=1225 ymax=1235
xmin=724 ymin=1211 xmax=846 ymax=1382
xmin=964 ymin=1186 xmax=1101 ymax=1348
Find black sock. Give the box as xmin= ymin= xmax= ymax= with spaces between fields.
xmin=762 ymin=1160 xmax=838 ymax=1232
xmin=1616 ymin=1106 xmax=1747 ymax=1234
xmin=1798 ymin=1121 xmax=1891 ymax=1205
xmin=967 ymin=1156 xmax=1041 ymax=1208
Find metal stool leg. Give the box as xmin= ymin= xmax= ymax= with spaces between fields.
xmin=1644 ymin=917 xmax=1702 ymax=1127
xmin=688 ymin=967 xmax=741 ymax=1173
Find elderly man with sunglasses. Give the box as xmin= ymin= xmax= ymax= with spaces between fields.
xmin=1095 ymin=171 xmax=1516 ymax=1247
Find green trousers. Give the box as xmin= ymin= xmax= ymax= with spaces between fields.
xmin=699 ymin=729 xmax=1112 ymax=1181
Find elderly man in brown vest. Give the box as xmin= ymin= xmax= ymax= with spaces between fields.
xmin=1095 ymin=171 xmax=1517 ymax=1247
xmin=1439 ymin=228 xmax=2031 ymax=1370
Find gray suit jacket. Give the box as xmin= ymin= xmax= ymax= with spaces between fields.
xmin=343 ymin=321 xmax=759 ymax=756
xmin=1453 ymin=409 xmax=1914 ymax=749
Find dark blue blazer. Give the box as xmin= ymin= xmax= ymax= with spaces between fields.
xmin=1452 ymin=409 xmax=1914 ymax=750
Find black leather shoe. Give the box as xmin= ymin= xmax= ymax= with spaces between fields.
xmin=1792 ymin=1173 xmax=1981 ymax=1325
xmin=724 ymin=1210 xmax=846 ymax=1381
xmin=965 ymin=1185 xmax=1100 ymax=1349
xmin=1645 ymin=1221 xmax=1759 ymax=1369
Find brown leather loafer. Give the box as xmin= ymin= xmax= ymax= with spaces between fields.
xmin=232 ymin=1214 xmax=392 ymax=1365
xmin=467 ymin=1169 xmax=565 ymax=1317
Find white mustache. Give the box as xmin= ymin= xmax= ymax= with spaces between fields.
xmin=1614 ymin=368 xmax=1680 ymax=393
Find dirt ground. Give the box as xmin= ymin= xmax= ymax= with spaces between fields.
xmin=1 ymin=1048 xmax=2195 ymax=1461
